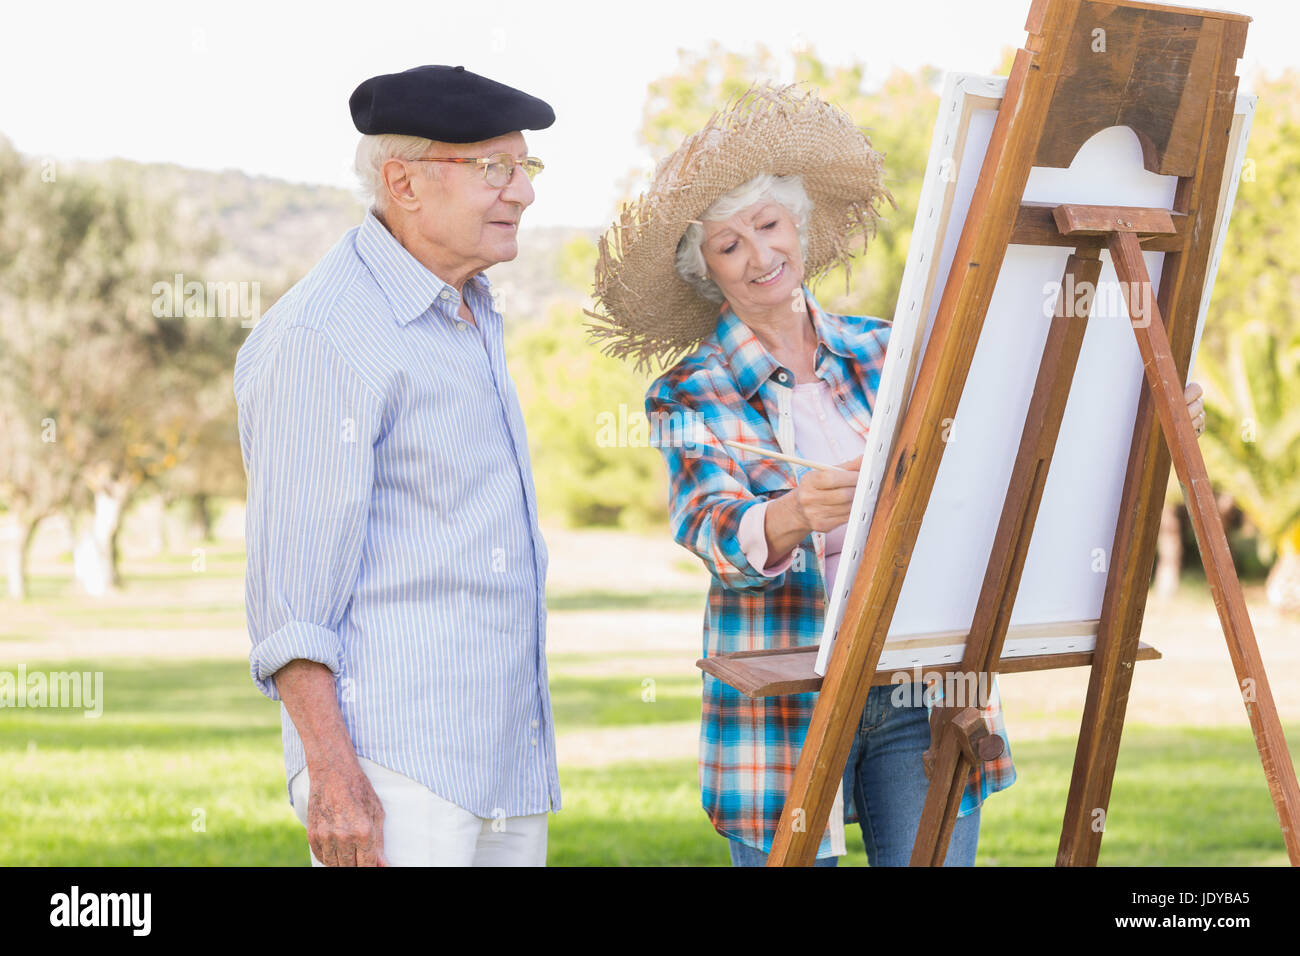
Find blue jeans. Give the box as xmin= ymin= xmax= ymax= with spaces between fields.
xmin=728 ymin=683 xmax=980 ymax=867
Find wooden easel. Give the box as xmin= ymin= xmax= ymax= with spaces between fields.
xmin=698 ymin=0 xmax=1300 ymax=866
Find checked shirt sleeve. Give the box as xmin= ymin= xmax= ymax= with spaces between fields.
xmin=646 ymin=385 xmax=791 ymax=593
xmin=238 ymin=325 xmax=382 ymax=701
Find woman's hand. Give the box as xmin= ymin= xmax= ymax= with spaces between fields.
xmin=1186 ymin=381 xmax=1205 ymax=438
xmin=791 ymin=455 xmax=863 ymax=532
xmin=763 ymin=456 xmax=862 ymax=565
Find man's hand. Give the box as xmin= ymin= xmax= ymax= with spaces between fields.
xmin=275 ymin=659 xmax=388 ymax=866
xmin=305 ymin=760 xmax=387 ymax=867
xmin=1186 ymin=381 xmax=1206 ymax=438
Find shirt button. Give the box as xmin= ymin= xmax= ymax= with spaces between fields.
xmin=777 ymin=371 xmax=789 ymax=383
xmin=439 ymin=289 xmax=453 ymax=300
xmin=457 ymin=322 xmax=467 ymax=331
xmin=531 ymin=718 xmax=539 ymax=729
xmin=530 ymin=738 xmax=538 ymax=747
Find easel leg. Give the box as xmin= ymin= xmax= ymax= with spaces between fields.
xmin=912 ymin=249 xmax=1103 ymax=865
xmin=1110 ymin=232 xmax=1300 ymax=863
xmin=1061 ymin=234 xmax=1300 ymax=865
xmin=911 ymin=728 xmax=969 ymax=867
xmin=1056 ymin=234 xmax=1185 ymax=866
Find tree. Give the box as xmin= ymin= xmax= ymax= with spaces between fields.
xmin=0 ymin=139 xmax=105 ymax=597
xmin=0 ymin=143 xmax=233 ymax=597
xmin=1190 ymin=70 xmax=1300 ymax=613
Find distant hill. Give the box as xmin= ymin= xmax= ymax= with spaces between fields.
xmin=65 ymin=157 xmax=598 ymax=320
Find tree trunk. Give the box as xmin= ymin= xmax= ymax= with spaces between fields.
xmin=1154 ymin=501 xmax=1183 ymax=598
xmin=74 ymin=491 xmax=121 ymax=596
xmin=1265 ymin=541 xmax=1300 ymax=616
xmin=73 ymin=469 xmax=138 ymax=597
xmin=4 ymin=513 xmax=42 ymax=601
xmin=192 ymin=492 xmax=213 ymax=542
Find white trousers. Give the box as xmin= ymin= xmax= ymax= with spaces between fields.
xmin=289 ymin=757 xmax=548 ymax=866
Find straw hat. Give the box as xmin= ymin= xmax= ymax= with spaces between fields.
xmin=584 ymin=82 xmax=895 ymax=372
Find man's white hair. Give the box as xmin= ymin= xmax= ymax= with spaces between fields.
xmin=674 ymin=173 xmax=813 ymax=304
xmin=354 ymin=133 xmax=438 ymax=213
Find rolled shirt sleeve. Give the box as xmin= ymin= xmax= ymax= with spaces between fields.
xmin=736 ymin=501 xmax=797 ymax=577
xmin=239 ymin=324 xmax=382 ymax=701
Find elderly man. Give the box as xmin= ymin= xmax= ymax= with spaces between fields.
xmin=233 ymin=65 xmax=560 ymax=866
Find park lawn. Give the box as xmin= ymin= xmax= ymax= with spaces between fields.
xmin=0 ymin=656 xmax=1294 ymax=866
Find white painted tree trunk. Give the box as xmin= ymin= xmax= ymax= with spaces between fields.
xmin=74 ymin=489 xmax=125 ymax=597
xmin=1154 ymin=502 xmax=1182 ymax=598
xmin=1266 ymin=548 xmax=1300 ymax=615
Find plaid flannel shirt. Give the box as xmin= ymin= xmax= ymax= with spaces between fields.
xmin=646 ymin=286 xmax=1016 ymax=857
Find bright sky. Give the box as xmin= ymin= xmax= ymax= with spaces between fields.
xmin=1 ymin=0 xmax=1292 ymax=228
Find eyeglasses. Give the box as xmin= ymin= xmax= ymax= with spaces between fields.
xmin=408 ymin=152 xmax=544 ymax=188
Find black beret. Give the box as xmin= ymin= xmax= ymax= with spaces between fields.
xmin=349 ymin=64 xmax=555 ymax=143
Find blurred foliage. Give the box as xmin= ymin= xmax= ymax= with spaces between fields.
xmin=506 ymin=233 xmax=666 ymax=530
xmin=0 ymin=137 xmax=295 ymax=593
xmin=1190 ymin=70 xmax=1300 ymax=608
xmin=0 ymin=137 xmax=226 ymax=513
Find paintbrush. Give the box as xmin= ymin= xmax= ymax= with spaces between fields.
xmin=722 ymin=439 xmax=853 ymax=473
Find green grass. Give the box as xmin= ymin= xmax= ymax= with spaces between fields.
xmin=977 ymin=728 xmax=1296 ymax=866
xmin=550 ymin=762 xmax=724 ymax=866
xmin=548 ymin=675 xmax=701 ymax=728
xmin=1 ymin=656 xmax=1294 ymax=865
xmin=0 ymin=659 xmax=301 ymax=865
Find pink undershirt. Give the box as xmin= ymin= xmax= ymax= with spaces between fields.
xmin=736 ymin=379 xmax=868 ymax=587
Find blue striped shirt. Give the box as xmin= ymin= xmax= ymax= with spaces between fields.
xmin=233 ymin=210 xmax=560 ymax=819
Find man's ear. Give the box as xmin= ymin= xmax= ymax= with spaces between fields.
xmin=382 ymin=158 xmax=422 ymax=212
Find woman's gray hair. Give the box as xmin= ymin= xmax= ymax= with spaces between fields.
xmin=674 ymin=173 xmax=813 ymax=303
xmin=354 ymin=133 xmax=439 ymax=213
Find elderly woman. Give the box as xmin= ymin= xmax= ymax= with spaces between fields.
xmin=587 ymin=85 xmax=1208 ymax=866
